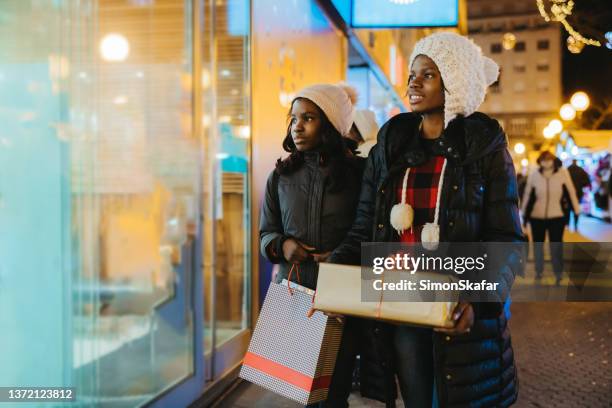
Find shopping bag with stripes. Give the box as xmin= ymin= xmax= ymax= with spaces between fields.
xmin=240 ymin=277 xmax=343 ymax=405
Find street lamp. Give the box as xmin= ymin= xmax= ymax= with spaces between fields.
xmin=514 ymin=142 xmax=526 ymax=154
xmin=543 ymin=126 xmax=555 ymax=139
xmin=548 ymin=119 xmax=563 ymax=134
xmin=560 ymin=104 xmax=576 ymax=121
xmin=521 ymin=158 xmax=529 ymax=167
xmin=570 ymin=91 xmax=590 ymax=112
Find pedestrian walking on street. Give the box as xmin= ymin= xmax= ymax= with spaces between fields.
xmin=567 ymin=159 xmax=591 ymax=230
xmin=329 ymin=32 xmax=524 ymax=407
xmin=522 ymin=151 xmax=581 ymax=284
xmin=258 ymin=83 xmax=365 ymax=407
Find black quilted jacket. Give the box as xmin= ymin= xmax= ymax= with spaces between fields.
xmin=329 ymin=112 xmax=525 ymax=407
xmin=260 ymin=151 xmax=364 ymax=289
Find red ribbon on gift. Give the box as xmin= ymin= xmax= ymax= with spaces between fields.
xmin=243 ymin=352 xmax=332 ymax=392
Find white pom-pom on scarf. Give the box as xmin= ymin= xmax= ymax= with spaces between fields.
xmin=421 ymin=223 xmax=440 ymax=251
xmin=390 ymin=203 xmax=414 ymax=233
xmin=390 ymin=167 xmax=414 ymax=234
xmin=420 ymin=158 xmax=448 ymax=251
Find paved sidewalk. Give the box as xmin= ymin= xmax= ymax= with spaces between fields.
xmin=216 ymin=303 xmax=611 ymax=408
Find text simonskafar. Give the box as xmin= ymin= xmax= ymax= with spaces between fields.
xmin=372 ymin=279 xmax=499 ymax=292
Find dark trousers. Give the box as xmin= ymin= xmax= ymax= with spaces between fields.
xmin=394 ymin=326 xmax=434 ymax=407
xmin=571 ymin=193 xmax=583 ymax=230
xmin=308 ymin=317 xmax=361 ymax=408
xmin=530 ymin=217 xmax=565 ymax=278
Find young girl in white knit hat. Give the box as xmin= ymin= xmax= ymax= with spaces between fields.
xmin=259 ymin=83 xmax=365 ymax=407
xmin=328 ymin=32 xmax=524 ymax=407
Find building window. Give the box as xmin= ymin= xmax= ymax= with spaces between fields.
xmin=509 ymin=117 xmax=531 ymax=137
xmin=489 ymin=23 xmax=504 ymax=33
xmin=514 ymin=41 xmax=526 ymax=52
xmin=513 ymin=21 xmax=528 ymax=30
xmin=513 ymin=64 xmax=526 ymax=73
xmin=537 ymin=63 xmax=549 ymax=72
xmin=537 ymin=82 xmax=549 ymax=92
xmin=491 ymin=43 xmax=503 ymax=53
xmin=514 ymin=82 xmax=525 ymax=93
xmin=469 ymin=24 xmax=483 ymax=34
xmin=537 ymin=39 xmax=550 ymax=50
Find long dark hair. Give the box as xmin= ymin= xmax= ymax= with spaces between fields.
xmin=275 ymin=98 xmax=360 ymax=192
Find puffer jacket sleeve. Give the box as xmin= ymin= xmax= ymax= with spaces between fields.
xmin=328 ymin=145 xmax=380 ymax=265
xmin=477 ymin=147 xmax=525 ymax=319
xmin=259 ymin=170 xmax=285 ymax=263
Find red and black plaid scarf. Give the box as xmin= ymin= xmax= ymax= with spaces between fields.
xmin=395 ymin=155 xmax=445 ymax=242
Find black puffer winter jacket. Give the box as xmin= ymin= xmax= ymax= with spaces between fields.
xmin=260 ymin=151 xmax=364 ymax=289
xmin=329 ymin=112 xmax=525 ymax=407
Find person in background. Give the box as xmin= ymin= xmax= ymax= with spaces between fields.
xmin=522 ymin=151 xmax=581 ymax=285
xmin=345 ymin=109 xmax=379 ymax=158
xmin=567 ymin=159 xmax=591 ymax=231
xmin=258 ymin=83 xmax=364 ymax=407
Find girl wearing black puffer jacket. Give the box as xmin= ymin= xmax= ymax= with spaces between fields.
xmin=259 ymin=83 xmax=365 ymax=407
xmin=329 ymin=33 xmax=525 ymax=407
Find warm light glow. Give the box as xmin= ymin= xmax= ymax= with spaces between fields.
xmin=514 ymin=142 xmax=526 ymax=155
xmin=202 ymin=115 xmax=211 ymax=128
xmin=202 ymin=69 xmax=211 ymax=89
xmin=548 ymin=119 xmax=563 ymax=134
xmin=570 ymin=91 xmax=590 ymax=111
xmin=113 ymin=95 xmax=128 ymax=105
xmin=237 ymin=126 xmax=251 ymax=139
xmin=567 ymin=36 xmax=584 ymax=54
xmin=219 ymin=115 xmax=231 ymax=123
xmin=521 ymin=158 xmax=529 ymax=167
xmin=100 ymin=33 xmax=130 ymax=62
xmin=502 ymin=33 xmax=517 ymax=50
xmin=543 ymin=126 xmax=555 ymax=139
xmin=559 ymin=103 xmax=576 ymax=120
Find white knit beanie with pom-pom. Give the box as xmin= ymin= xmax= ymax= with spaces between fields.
xmin=409 ymin=32 xmax=499 ymax=129
xmin=294 ymin=83 xmax=358 ymax=137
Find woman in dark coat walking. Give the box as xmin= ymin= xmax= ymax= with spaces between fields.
xmin=329 ymin=32 xmax=525 ymax=407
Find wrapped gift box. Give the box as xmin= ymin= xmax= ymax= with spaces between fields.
xmin=314 ymin=263 xmax=457 ymax=328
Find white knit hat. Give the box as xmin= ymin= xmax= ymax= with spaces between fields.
xmin=409 ymin=32 xmax=499 ymax=128
xmin=294 ymin=83 xmax=358 ymax=137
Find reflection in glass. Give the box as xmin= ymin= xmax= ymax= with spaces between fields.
xmin=1 ymin=0 xmax=198 ymax=405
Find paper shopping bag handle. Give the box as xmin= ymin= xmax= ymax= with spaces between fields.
xmin=286 ymin=263 xmax=302 ymax=295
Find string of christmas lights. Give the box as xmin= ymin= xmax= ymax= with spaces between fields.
xmin=536 ymin=0 xmax=601 ymax=48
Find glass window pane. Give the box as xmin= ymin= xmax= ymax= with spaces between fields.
xmin=1 ymin=0 xmax=200 ymax=405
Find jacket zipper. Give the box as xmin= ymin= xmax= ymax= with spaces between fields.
xmin=544 ymin=177 xmax=549 ymax=219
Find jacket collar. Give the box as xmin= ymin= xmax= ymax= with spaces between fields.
xmin=380 ymin=112 xmax=508 ymax=173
